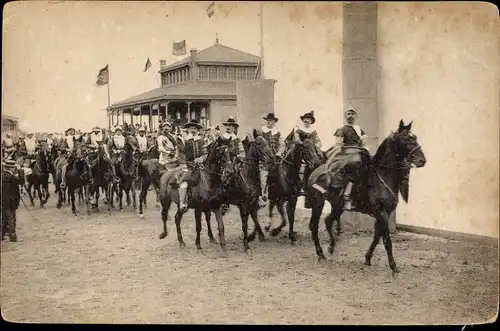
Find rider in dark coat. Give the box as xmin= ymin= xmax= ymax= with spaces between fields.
xmin=1 ymin=159 xmax=22 ymax=242
xmin=326 ymin=108 xmax=371 ymax=210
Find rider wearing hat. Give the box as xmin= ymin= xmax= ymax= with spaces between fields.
xmin=2 ymin=132 xmax=16 ymax=160
xmin=326 ymin=108 xmax=370 ymax=211
xmin=136 ymin=126 xmax=150 ymax=155
xmin=256 ymin=112 xmax=285 ymax=207
xmin=25 ymin=132 xmax=37 ymax=158
xmin=106 ymin=126 xmax=125 ymax=180
xmin=156 ymin=120 xmax=179 ymax=170
xmin=1 ymin=159 xmax=22 ymax=242
xmin=175 ymin=119 xmax=208 ymax=211
xmin=285 ymin=111 xmax=323 ymax=205
xmin=88 ymin=126 xmax=104 ymax=149
xmin=222 ymin=116 xmax=245 ymax=162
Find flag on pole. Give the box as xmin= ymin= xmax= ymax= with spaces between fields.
xmin=96 ymin=65 xmax=109 ymax=86
xmin=207 ymin=1 xmax=215 ymax=18
xmin=172 ymin=40 xmax=187 ymax=56
xmin=143 ymin=57 xmax=152 ymax=72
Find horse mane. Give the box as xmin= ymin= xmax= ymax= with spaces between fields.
xmin=371 ymin=134 xmax=394 ymax=165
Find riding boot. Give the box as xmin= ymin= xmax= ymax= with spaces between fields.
xmin=344 ymin=182 xmax=354 ymax=210
xmin=178 ymin=182 xmax=188 ymax=211
xmin=258 ymin=167 xmax=269 ymax=208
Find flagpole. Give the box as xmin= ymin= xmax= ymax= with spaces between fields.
xmin=259 ymin=1 xmax=265 ymax=79
xmin=107 ymin=75 xmax=111 ymax=131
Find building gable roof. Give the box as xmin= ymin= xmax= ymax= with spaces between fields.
xmin=161 ymin=43 xmax=260 ymax=72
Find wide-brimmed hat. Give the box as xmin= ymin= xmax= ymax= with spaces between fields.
xmin=138 ymin=126 xmax=146 ymax=132
xmin=222 ymin=116 xmax=239 ymax=128
xmin=67 ymin=127 xmax=75 ymax=132
xmin=263 ymin=113 xmax=279 ymax=122
xmin=184 ymin=119 xmax=203 ymax=130
xmin=345 ymin=108 xmax=357 ymax=115
xmin=92 ymin=126 xmax=101 ymax=132
xmin=300 ymin=111 xmax=316 ymax=124
xmin=114 ymin=126 xmax=122 ymax=133
xmin=161 ymin=120 xmax=172 ymax=128
xmin=27 ymin=132 xmax=34 ymax=136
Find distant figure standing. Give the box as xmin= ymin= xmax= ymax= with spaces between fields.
xmin=1 ymin=159 xmax=22 ymax=242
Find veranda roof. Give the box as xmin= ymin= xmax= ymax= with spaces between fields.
xmin=110 ymin=81 xmax=236 ymax=110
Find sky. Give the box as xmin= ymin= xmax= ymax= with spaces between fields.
xmin=3 ymin=1 xmax=344 ymax=143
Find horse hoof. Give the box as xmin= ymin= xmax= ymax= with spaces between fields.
xmin=264 ymin=225 xmax=271 ymax=232
xmin=328 ymin=246 xmax=334 ymax=255
xmin=318 ymin=256 xmax=327 ymax=263
xmin=209 ymin=238 xmax=218 ymax=245
xmin=269 ymin=229 xmax=280 ymax=237
xmin=139 ymin=214 xmax=145 ymax=219
xmin=391 ymin=266 xmax=400 ymax=274
xmin=179 ymin=242 xmax=186 ymax=248
xmin=159 ymin=233 xmax=167 ymax=239
xmin=364 ymin=259 xmax=371 ymax=266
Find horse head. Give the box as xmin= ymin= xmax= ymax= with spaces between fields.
xmin=246 ymin=130 xmax=274 ymax=166
xmin=391 ymin=120 xmax=426 ymax=168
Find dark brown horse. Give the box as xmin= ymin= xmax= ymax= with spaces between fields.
xmin=264 ymin=134 xmax=324 ymax=244
xmin=25 ymin=148 xmax=51 ymax=208
xmin=58 ymin=141 xmax=91 ymax=215
xmin=158 ymin=136 xmax=232 ymax=252
xmin=223 ymin=130 xmax=275 ymax=250
xmin=307 ymin=120 xmax=426 ymax=273
xmin=114 ymin=135 xmax=139 ymax=211
xmin=86 ymin=142 xmax=114 ymax=214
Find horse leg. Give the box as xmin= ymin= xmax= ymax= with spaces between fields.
xmin=107 ymin=182 xmax=112 ymax=215
xmin=131 ymin=179 xmax=137 ymax=212
xmin=139 ymin=178 xmax=149 ymax=218
xmin=309 ymin=195 xmax=326 ymax=261
xmin=95 ymin=186 xmax=100 ymax=213
xmin=37 ymin=184 xmax=44 ymax=208
xmin=238 ymin=205 xmax=251 ymax=251
xmin=269 ymin=200 xmax=287 ymax=237
xmin=195 ymin=208 xmax=203 ymax=251
xmin=158 ymin=199 xmax=171 ymax=239
xmin=204 ymin=211 xmax=217 ymax=244
xmin=174 ymin=207 xmax=186 ymax=247
xmin=125 ymin=185 xmax=131 ymax=207
xmin=286 ymin=196 xmax=298 ymax=244
xmin=118 ymin=184 xmax=123 ymax=211
xmin=42 ymin=179 xmax=50 ymax=206
xmin=325 ymin=207 xmax=341 ymax=255
xmin=264 ymin=200 xmax=275 ymax=232
xmin=85 ymin=184 xmax=92 ymax=215
xmin=70 ymin=188 xmax=78 ymax=215
xmin=27 ymin=183 xmax=34 ymax=206
xmin=214 ymin=207 xmax=227 ymax=252
xmin=375 ymin=211 xmax=399 ymax=273
xmin=248 ymin=206 xmax=265 ymax=243
xmin=56 ymin=183 xmax=63 ymax=209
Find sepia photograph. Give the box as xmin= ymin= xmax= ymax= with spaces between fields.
xmin=1 ymin=0 xmax=498 ymax=325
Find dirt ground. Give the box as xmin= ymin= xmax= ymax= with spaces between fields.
xmin=1 ymin=187 xmax=498 ymax=324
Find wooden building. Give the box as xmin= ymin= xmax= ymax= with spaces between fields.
xmin=2 ymin=114 xmax=19 ymax=132
xmin=110 ymin=41 xmax=267 ymax=131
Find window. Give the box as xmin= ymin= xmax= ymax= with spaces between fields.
xmin=227 ymin=67 xmax=236 ymax=80
xmin=199 ymin=66 xmax=209 ymax=80
xmin=208 ymin=66 xmax=217 ymax=80
xmin=246 ymin=67 xmax=256 ymax=79
xmin=217 ymin=66 xmax=227 ymax=80
xmin=236 ymin=67 xmax=246 ymax=80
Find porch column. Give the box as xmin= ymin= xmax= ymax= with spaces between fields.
xmin=187 ymin=101 xmax=192 ymax=121
xmin=149 ymin=104 xmax=153 ymax=132
xmin=140 ymin=107 xmax=143 ymax=127
xmin=121 ymin=109 xmax=125 ymax=125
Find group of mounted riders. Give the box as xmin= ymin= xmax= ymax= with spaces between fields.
xmin=2 ymin=108 xmax=426 ymax=273
xmin=1 ymin=107 xmax=371 ymax=219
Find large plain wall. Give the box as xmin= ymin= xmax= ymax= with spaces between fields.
xmin=265 ymin=2 xmax=344 ymax=148
xmin=236 ymin=79 xmax=276 ymax=136
xmin=378 ymin=3 xmax=499 ymax=237
xmin=209 ymin=100 xmax=237 ymax=128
